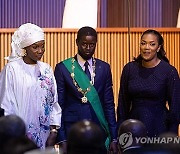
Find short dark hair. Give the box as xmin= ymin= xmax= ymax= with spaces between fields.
xmin=77 ymin=26 xmax=97 ymax=41
xmin=0 ymin=115 xmax=26 ymax=148
xmin=67 ymin=120 xmax=104 ymax=154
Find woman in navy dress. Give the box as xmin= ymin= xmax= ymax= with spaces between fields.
xmin=117 ymin=29 xmax=180 ymax=137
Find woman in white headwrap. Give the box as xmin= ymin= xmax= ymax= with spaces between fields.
xmin=0 ymin=23 xmax=61 ymax=149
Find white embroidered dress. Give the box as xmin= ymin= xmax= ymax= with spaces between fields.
xmin=0 ymin=58 xmax=61 ymax=149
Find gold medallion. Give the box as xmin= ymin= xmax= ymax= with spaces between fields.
xmin=71 ymin=58 xmax=96 ymax=104
xmin=81 ymin=96 xmax=88 ymax=103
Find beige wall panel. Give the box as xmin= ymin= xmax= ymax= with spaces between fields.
xmin=0 ymin=28 xmax=180 ymax=107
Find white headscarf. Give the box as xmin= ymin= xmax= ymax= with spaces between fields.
xmin=6 ymin=23 xmax=44 ymax=61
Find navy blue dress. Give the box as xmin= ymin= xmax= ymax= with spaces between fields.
xmin=117 ymin=60 xmax=180 ymax=137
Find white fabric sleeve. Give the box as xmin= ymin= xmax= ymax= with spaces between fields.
xmin=49 ymin=67 xmax=62 ymax=127
xmin=0 ymin=65 xmax=17 ymax=115
xmin=50 ymin=102 xmax=62 ymax=127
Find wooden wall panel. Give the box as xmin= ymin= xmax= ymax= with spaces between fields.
xmin=162 ymin=0 xmax=180 ymax=27
xmin=0 ymin=28 xmax=180 ymax=106
xmin=107 ymin=0 xmax=180 ymax=27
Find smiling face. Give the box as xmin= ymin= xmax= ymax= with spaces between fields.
xmin=76 ymin=35 xmax=97 ymax=60
xmin=23 ymin=40 xmax=45 ymax=64
xmin=140 ymin=33 xmax=160 ymax=62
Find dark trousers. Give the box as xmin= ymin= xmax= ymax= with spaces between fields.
xmin=0 ymin=108 xmax=4 ymax=117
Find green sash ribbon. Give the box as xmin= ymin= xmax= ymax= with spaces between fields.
xmin=63 ymin=57 xmax=111 ymax=148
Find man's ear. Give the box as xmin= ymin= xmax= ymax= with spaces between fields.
xmin=76 ymin=39 xmax=78 ymax=46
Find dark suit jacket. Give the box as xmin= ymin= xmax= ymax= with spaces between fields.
xmin=54 ymin=57 xmax=117 ymax=142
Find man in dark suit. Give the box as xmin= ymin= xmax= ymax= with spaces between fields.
xmin=54 ymin=26 xmax=117 ymax=154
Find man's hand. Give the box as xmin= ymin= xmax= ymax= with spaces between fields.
xmin=46 ymin=130 xmax=58 ymax=147
xmin=108 ymin=141 xmax=118 ymax=154
xmin=59 ymin=141 xmax=67 ymax=154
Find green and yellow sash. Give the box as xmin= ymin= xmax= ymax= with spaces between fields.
xmin=63 ymin=57 xmax=111 ymax=148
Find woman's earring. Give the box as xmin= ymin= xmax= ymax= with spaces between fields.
xmin=22 ymin=49 xmax=27 ymax=56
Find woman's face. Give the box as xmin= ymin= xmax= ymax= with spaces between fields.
xmin=23 ymin=40 xmax=45 ymax=64
xmin=140 ymin=33 xmax=160 ymax=62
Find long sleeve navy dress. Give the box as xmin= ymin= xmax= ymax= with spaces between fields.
xmin=117 ymin=60 xmax=180 ymax=137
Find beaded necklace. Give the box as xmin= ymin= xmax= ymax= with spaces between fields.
xmin=70 ymin=58 xmax=96 ymax=103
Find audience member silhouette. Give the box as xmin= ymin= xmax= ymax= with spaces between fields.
xmin=3 ymin=136 xmax=38 ymax=154
xmin=67 ymin=120 xmax=104 ymax=154
xmin=140 ymin=132 xmax=180 ymax=154
xmin=118 ymin=119 xmax=147 ymax=153
xmin=0 ymin=115 xmax=26 ymax=152
xmin=24 ymin=147 xmax=57 ymax=154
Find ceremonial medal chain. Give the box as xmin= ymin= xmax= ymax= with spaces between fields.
xmin=71 ymin=58 xmax=96 ymax=103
